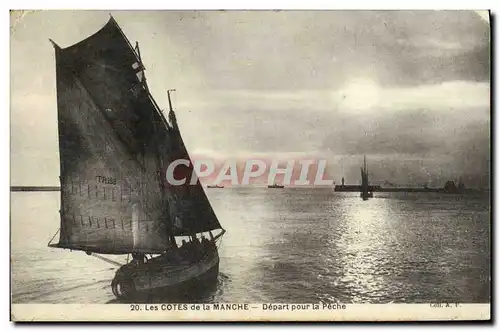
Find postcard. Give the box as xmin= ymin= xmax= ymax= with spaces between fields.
xmin=10 ymin=9 xmax=491 ymax=322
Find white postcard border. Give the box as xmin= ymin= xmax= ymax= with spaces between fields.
xmin=11 ymin=303 xmax=490 ymax=322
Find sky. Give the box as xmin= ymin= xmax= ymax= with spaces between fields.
xmin=10 ymin=10 xmax=490 ymax=187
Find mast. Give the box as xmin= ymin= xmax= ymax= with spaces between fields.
xmin=365 ymin=155 xmax=368 ymax=187
xmin=133 ymin=41 xmax=177 ymax=247
xmin=114 ymin=16 xmax=222 ymax=237
xmin=125 ymin=26 xmax=223 ymax=238
xmin=360 ymin=155 xmax=369 ymax=195
xmin=164 ymin=89 xmax=224 ymax=237
xmin=167 ymin=89 xmax=175 ymax=112
xmin=49 ymin=39 xmax=65 ymax=242
xmin=109 ymin=15 xmax=171 ymax=131
xmin=164 ymin=88 xmax=224 ymax=237
xmin=167 ymin=89 xmax=177 ymax=127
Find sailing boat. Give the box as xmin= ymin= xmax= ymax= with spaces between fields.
xmin=207 ymin=184 xmax=224 ymax=189
xmin=268 ymin=180 xmax=284 ymax=188
xmin=360 ymin=155 xmax=373 ymax=200
xmin=47 ymin=16 xmax=226 ymax=300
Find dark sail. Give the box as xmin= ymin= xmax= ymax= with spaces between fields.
xmin=164 ymin=107 xmax=224 ymax=236
xmin=51 ymin=18 xmax=173 ymax=254
xmin=56 ymin=17 xmax=147 ymax=158
xmin=51 ymin=16 xmax=224 ymax=253
xmin=360 ymin=155 xmax=369 ymax=195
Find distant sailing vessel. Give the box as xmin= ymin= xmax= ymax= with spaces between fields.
xmin=207 ymin=184 xmax=224 ymax=189
xmin=360 ymin=156 xmax=373 ymax=200
xmin=268 ymin=182 xmax=285 ymax=188
xmin=47 ymin=16 xmax=225 ymax=300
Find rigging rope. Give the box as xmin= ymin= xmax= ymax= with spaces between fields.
xmin=89 ymin=253 xmax=123 ymax=267
xmin=47 ymin=228 xmax=60 ymax=246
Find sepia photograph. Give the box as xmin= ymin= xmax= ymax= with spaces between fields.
xmin=9 ymin=9 xmax=491 ymax=321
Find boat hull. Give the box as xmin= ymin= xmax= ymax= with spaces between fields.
xmin=111 ymin=248 xmax=219 ymax=300
xmin=360 ymin=192 xmax=373 ymax=200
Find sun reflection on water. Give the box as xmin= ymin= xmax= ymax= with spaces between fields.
xmin=336 ymin=196 xmax=394 ymax=303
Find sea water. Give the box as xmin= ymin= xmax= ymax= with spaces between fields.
xmin=10 ymin=188 xmax=490 ymax=303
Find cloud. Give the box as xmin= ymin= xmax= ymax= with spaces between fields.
xmin=172 ymin=78 xmax=489 ymax=188
xmin=175 ymin=80 xmax=489 ymax=114
xmin=10 ymin=10 xmax=490 ymax=188
xmin=335 ymin=80 xmax=490 ymax=113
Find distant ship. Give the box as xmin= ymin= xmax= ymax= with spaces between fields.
xmin=207 ymin=184 xmax=224 ymax=188
xmin=268 ymin=182 xmax=284 ymax=188
xmin=360 ymin=155 xmax=373 ymax=200
xmin=335 ymin=163 xmax=469 ymax=194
